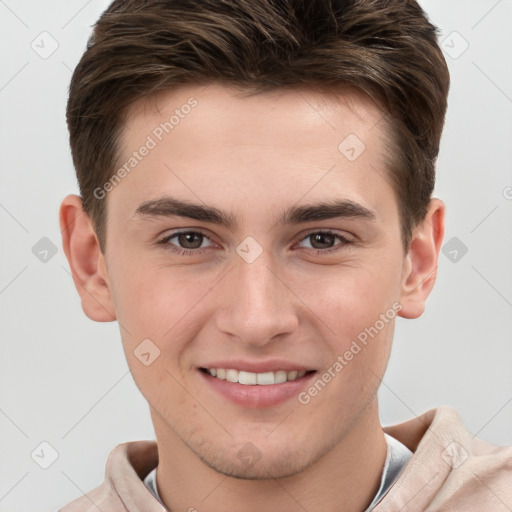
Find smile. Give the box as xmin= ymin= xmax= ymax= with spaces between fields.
xmin=200 ymin=368 xmax=311 ymax=385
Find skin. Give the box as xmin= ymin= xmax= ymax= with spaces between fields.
xmin=60 ymin=83 xmax=444 ymax=512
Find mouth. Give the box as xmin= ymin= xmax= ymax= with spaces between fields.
xmin=199 ymin=367 xmax=315 ymax=385
xmin=198 ymin=365 xmax=318 ymax=408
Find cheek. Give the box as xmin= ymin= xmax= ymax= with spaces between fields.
xmin=109 ymin=259 xmax=212 ymax=339
xmin=291 ymin=261 xmax=400 ymax=396
xmin=109 ymin=264 xmax=223 ymax=401
xmin=296 ymin=261 xmax=401 ymax=333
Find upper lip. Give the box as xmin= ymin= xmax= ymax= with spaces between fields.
xmin=199 ymin=359 xmax=315 ymax=373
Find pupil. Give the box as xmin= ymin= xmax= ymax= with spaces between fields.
xmin=311 ymin=233 xmax=334 ymax=249
xmin=178 ymin=233 xmax=203 ymax=249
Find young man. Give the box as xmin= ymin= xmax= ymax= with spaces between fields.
xmin=58 ymin=0 xmax=511 ymax=510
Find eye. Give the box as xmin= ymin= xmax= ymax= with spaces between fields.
xmin=159 ymin=230 xmax=215 ymax=253
xmin=296 ymin=231 xmax=352 ymax=252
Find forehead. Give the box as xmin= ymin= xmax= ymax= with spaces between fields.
xmin=111 ymin=83 xmax=395 ymax=223
xmin=123 ymin=83 xmax=387 ymax=146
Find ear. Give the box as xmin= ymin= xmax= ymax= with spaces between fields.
xmin=59 ymin=194 xmax=116 ymax=322
xmin=398 ymin=199 xmax=445 ymax=319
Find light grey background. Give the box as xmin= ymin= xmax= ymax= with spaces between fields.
xmin=0 ymin=1 xmax=511 ymax=511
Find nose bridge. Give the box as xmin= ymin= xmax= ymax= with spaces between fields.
xmin=215 ymin=250 xmax=297 ymax=345
xmin=240 ymin=254 xmax=280 ymax=308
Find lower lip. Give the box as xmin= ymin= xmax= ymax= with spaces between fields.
xmin=198 ymin=370 xmax=317 ymax=408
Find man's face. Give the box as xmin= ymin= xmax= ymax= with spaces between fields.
xmin=102 ymin=83 xmax=409 ymax=478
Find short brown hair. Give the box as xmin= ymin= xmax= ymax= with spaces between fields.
xmin=66 ymin=0 xmax=450 ymax=252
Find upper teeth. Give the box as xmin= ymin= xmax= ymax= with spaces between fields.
xmin=207 ymin=368 xmax=307 ymax=385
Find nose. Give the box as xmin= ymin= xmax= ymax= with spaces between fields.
xmin=214 ymin=252 xmax=299 ymax=347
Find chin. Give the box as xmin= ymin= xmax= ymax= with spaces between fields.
xmin=197 ymin=447 xmax=313 ymax=480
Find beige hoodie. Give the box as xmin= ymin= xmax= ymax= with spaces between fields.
xmin=58 ymin=407 xmax=512 ymax=511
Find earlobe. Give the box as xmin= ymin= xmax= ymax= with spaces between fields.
xmin=59 ymin=194 xmax=116 ymax=322
xmin=398 ymin=199 xmax=445 ymax=319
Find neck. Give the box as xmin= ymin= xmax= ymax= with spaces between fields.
xmin=151 ymin=401 xmax=387 ymax=512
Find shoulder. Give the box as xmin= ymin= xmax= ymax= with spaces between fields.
xmin=58 ymin=440 xmax=163 ymax=512
xmin=376 ymin=407 xmax=512 ymax=511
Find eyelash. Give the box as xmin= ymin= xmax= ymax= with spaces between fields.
xmin=158 ymin=230 xmax=353 ymax=256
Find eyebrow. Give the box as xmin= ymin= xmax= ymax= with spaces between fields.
xmin=133 ymin=196 xmax=376 ymax=229
xmin=134 ymin=197 xmax=237 ymax=229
